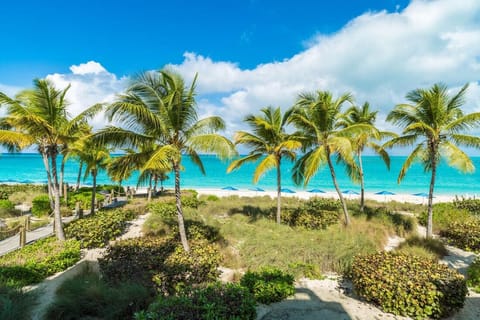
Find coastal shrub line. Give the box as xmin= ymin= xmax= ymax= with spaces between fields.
xmin=0 ymin=237 xmax=81 ymax=287
xmin=240 ymin=267 xmax=295 ymax=304
xmin=439 ymin=218 xmax=480 ymax=252
xmin=64 ymin=208 xmax=136 ymax=248
xmin=467 ymin=257 xmax=480 ymax=293
xmin=351 ymin=251 xmax=467 ymax=319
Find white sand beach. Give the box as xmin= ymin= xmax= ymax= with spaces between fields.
xmin=195 ymin=188 xmax=456 ymax=205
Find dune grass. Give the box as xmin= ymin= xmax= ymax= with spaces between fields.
xmin=145 ymin=195 xmax=412 ymax=277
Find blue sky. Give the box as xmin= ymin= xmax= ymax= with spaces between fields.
xmin=1 ymin=0 xmax=409 ymax=85
xmin=1 ymin=0 xmax=480 ymax=155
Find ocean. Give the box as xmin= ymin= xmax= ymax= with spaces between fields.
xmin=0 ymin=153 xmax=479 ymax=196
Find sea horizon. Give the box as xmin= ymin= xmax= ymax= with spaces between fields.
xmin=1 ymin=153 xmax=480 ymax=197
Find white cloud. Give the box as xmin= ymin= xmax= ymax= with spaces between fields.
xmin=46 ymin=62 xmax=128 ymax=128
xmin=168 ymin=0 xmax=480 ymax=135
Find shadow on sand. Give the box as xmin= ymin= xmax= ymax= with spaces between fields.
xmin=258 ymin=287 xmax=352 ymax=320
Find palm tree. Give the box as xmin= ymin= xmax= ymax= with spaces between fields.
xmin=386 ymin=83 xmax=480 ymax=238
xmin=339 ymin=102 xmax=393 ymax=212
xmin=227 ymin=106 xmax=301 ymax=224
xmin=94 ymin=69 xmax=235 ymax=251
xmin=0 ymin=79 xmax=70 ymax=240
xmin=291 ymin=91 xmax=362 ymax=226
xmin=72 ymin=136 xmax=110 ymax=215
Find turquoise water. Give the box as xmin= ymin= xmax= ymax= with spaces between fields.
xmin=0 ymin=153 xmax=479 ymax=196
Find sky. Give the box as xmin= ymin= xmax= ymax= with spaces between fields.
xmin=1 ymin=0 xmax=480 ymax=154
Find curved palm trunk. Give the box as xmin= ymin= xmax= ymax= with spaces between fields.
xmin=358 ymin=150 xmax=365 ymax=212
xmin=147 ymin=174 xmax=153 ymax=202
xmin=51 ymin=151 xmax=66 ymax=240
xmin=40 ymin=151 xmax=54 ymax=210
xmin=60 ymin=154 xmax=66 ymax=197
xmin=276 ymin=159 xmax=282 ymax=224
xmin=76 ymin=161 xmax=83 ymax=191
xmin=326 ymin=152 xmax=351 ymax=226
xmin=174 ymin=162 xmax=190 ymax=252
xmin=426 ymin=158 xmax=437 ymax=238
xmin=90 ymin=169 xmax=97 ymax=216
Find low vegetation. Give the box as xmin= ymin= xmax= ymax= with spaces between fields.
xmin=240 ymin=267 xmax=295 ymax=304
xmin=64 ymin=208 xmax=137 ymax=248
xmin=135 ymin=282 xmax=257 ymax=320
xmin=396 ymin=235 xmax=448 ymax=260
xmin=351 ymin=252 xmax=467 ymax=319
xmin=0 ymin=237 xmax=81 ymax=287
xmin=467 ymin=257 xmax=480 ymax=293
xmin=0 ymin=284 xmax=37 ymax=320
xmin=31 ymin=194 xmax=51 ymax=217
xmin=439 ymin=218 xmax=480 ymax=252
xmin=418 ymin=202 xmax=471 ymax=233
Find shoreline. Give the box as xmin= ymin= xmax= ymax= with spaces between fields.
xmin=193 ymin=188 xmax=457 ymax=205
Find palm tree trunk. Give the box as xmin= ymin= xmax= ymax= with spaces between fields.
xmin=76 ymin=161 xmax=83 ymax=191
xmin=40 ymin=150 xmax=55 ymax=210
xmin=426 ymin=158 xmax=437 ymax=238
xmin=276 ymin=159 xmax=282 ymax=224
xmin=326 ymin=152 xmax=350 ymax=226
xmin=90 ymin=170 xmax=97 ymax=216
xmin=153 ymin=174 xmax=159 ymax=194
xmin=50 ymin=150 xmax=66 ymax=240
xmin=358 ymin=150 xmax=365 ymax=212
xmin=174 ymin=162 xmax=190 ymax=252
xmin=59 ymin=154 xmax=66 ymax=197
xmin=147 ymin=174 xmax=153 ymax=202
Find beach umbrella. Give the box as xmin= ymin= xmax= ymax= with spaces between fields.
xmin=375 ymin=190 xmax=395 ymax=202
xmin=308 ymin=188 xmax=326 ymax=193
xmin=281 ymin=188 xmax=296 ymax=193
xmin=342 ymin=189 xmax=359 ymax=195
xmin=249 ymin=187 xmax=265 ymax=192
xmin=375 ymin=190 xmax=396 ymax=195
xmin=413 ymin=192 xmax=430 ymax=204
xmin=222 ymin=186 xmax=238 ymax=191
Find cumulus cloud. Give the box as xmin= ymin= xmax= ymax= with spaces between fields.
xmin=46 ymin=61 xmax=128 ymax=128
xmin=168 ymin=0 xmax=480 ymax=135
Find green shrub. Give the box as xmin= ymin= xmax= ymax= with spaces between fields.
xmin=396 ymin=235 xmax=448 ymax=259
xmin=361 ymin=207 xmax=415 ymax=236
xmin=281 ymin=198 xmax=340 ymax=230
xmin=99 ymin=237 xmax=220 ymax=295
xmin=452 ymin=197 xmax=480 ymax=216
xmin=0 ymin=284 xmax=37 ymax=320
xmin=0 ymin=184 xmax=47 ymax=199
xmin=45 ymin=271 xmax=150 ymax=320
xmin=440 ymin=218 xmax=480 ymax=252
xmin=204 ymin=194 xmax=220 ymax=202
xmin=68 ymin=191 xmax=105 ymax=210
xmin=135 ymin=282 xmax=256 ymax=320
xmin=0 ymin=200 xmax=20 ymax=219
xmin=240 ymin=267 xmax=295 ymax=304
xmin=351 ymin=252 xmax=467 ymax=319
xmin=182 ymin=195 xmax=204 ymax=209
xmin=418 ymin=203 xmax=471 ymax=233
xmin=0 ymin=237 xmax=81 ymax=287
xmin=467 ymin=257 xmax=480 ymax=293
xmin=65 ymin=208 xmax=136 ymax=248
xmin=147 ymin=202 xmax=176 ymax=221
xmin=31 ymin=194 xmax=51 ymax=217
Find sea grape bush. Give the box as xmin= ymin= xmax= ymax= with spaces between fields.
xmin=65 ymin=208 xmax=136 ymax=248
xmin=281 ymin=198 xmax=340 ymax=229
xmin=0 ymin=237 xmax=80 ymax=287
xmin=240 ymin=267 xmax=295 ymax=304
xmin=467 ymin=257 xmax=480 ymax=293
xmin=135 ymin=282 xmax=256 ymax=320
xmin=31 ymin=194 xmax=51 ymax=216
xmin=99 ymin=237 xmax=220 ymax=295
xmin=440 ymin=219 xmax=480 ymax=252
xmin=351 ymin=252 xmax=467 ymax=319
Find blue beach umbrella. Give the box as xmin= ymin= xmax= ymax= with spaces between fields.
xmin=342 ymin=189 xmax=359 ymax=195
xmin=222 ymin=186 xmax=238 ymax=191
xmin=413 ymin=192 xmax=429 ymax=197
xmin=249 ymin=187 xmax=265 ymax=192
xmin=281 ymin=188 xmax=296 ymax=194
xmin=308 ymin=188 xmax=326 ymax=193
xmin=375 ymin=190 xmax=396 ymax=195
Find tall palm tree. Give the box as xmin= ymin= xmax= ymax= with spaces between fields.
xmin=94 ymin=69 xmax=235 ymax=251
xmin=386 ymin=83 xmax=480 ymax=238
xmin=0 ymin=79 xmax=70 ymax=240
xmin=227 ymin=106 xmax=301 ymax=224
xmin=291 ymin=91 xmax=363 ymax=226
xmin=72 ymin=136 xmax=111 ymax=215
xmin=339 ymin=102 xmax=393 ymax=211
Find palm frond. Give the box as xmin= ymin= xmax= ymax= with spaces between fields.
xmin=227 ymin=153 xmax=262 ymax=173
xmin=253 ymin=154 xmax=277 ymax=183
xmin=439 ymin=141 xmax=474 ymax=173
